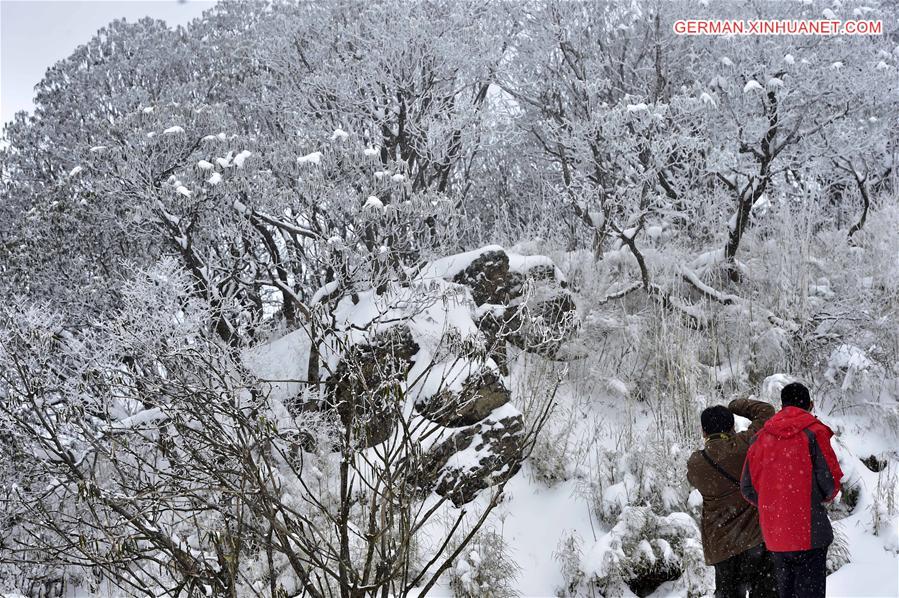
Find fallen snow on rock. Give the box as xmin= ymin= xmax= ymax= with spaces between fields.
xmin=233 ymin=150 xmax=252 ymax=168
xmin=743 ymin=80 xmax=763 ymax=93
xmin=297 ymin=151 xmax=322 ymax=165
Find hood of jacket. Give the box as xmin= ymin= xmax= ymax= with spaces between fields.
xmin=760 ymin=406 xmax=825 ymax=439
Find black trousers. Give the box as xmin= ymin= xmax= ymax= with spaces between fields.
xmin=770 ymin=547 xmax=827 ymax=598
xmin=714 ymin=543 xmax=778 ymax=598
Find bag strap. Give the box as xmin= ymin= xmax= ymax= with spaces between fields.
xmin=700 ymin=449 xmax=741 ymax=487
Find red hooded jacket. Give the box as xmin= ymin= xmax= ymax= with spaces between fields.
xmin=741 ymin=407 xmax=843 ymax=552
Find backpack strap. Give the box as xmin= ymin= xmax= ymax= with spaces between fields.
xmin=700 ymin=449 xmax=741 ymax=487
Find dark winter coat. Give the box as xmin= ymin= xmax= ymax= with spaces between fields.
xmin=687 ymin=399 xmax=775 ymax=565
xmin=741 ymin=407 xmax=843 ymax=552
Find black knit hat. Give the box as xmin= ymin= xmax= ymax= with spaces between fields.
xmin=701 ymin=405 xmax=734 ymax=435
xmin=781 ymin=382 xmax=811 ymax=410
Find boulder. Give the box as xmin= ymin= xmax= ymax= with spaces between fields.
xmin=324 ymin=325 xmax=419 ymax=448
xmin=414 ymin=366 xmax=511 ymax=427
xmin=413 ymin=403 xmax=525 ymax=506
xmin=451 ymin=249 xmax=519 ymax=306
xmin=505 ymin=292 xmax=578 ymax=358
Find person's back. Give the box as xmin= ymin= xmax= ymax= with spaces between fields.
xmin=741 ymin=382 xmax=843 ymax=598
xmin=687 ymin=399 xmax=777 ymax=597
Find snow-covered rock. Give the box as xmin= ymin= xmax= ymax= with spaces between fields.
xmin=232 ymin=150 xmax=252 ymax=168
xmin=363 ymin=195 xmax=383 ymax=210
xmin=324 ymin=325 xmax=420 ymax=448
xmin=420 ymin=246 xmax=576 ymax=361
xmin=413 ymin=402 xmax=524 ymax=506
xmin=413 ymin=364 xmax=510 ymax=427
xmin=297 ymin=151 xmax=322 ymax=165
xmin=743 ymin=80 xmax=763 ymax=93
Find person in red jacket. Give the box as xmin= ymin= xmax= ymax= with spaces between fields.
xmin=741 ymin=382 xmax=843 ymax=598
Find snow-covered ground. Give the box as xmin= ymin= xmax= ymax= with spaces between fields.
xmin=422 ymin=360 xmax=899 ymax=597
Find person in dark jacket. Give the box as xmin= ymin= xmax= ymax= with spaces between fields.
xmin=741 ymin=382 xmax=844 ymax=598
xmin=687 ymin=398 xmax=777 ymax=598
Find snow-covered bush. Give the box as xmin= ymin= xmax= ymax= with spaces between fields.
xmin=584 ymin=444 xmax=690 ymax=526
xmin=869 ymin=463 xmax=899 ymax=538
xmin=448 ymin=529 xmax=520 ymax=598
xmin=558 ymin=507 xmax=712 ymax=598
xmin=827 ymin=524 xmax=852 ymax=575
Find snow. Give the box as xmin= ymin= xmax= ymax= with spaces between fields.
xmin=751 ymin=194 xmax=771 ymax=216
xmin=827 ymin=523 xmax=899 ymax=597
xmin=784 ymin=54 xmax=796 ymax=65
xmin=827 ymin=344 xmax=873 ymax=372
xmin=743 ymin=80 xmax=763 ymax=93
xmin=142 ymin=106 xmax=154 ymax=114
xmin=363 ymin=147 xmax=380 ymax=157
xmin=109 ymin=407 xmax=166 ymax=430
xmin=175 ymin=185 xmax=191 ymax=198
xmin=823 ymin=8 xmax=837 ymax=19
xmin=391 ymin=173 xmax=406 ymax=182
xmin=68 ymin=165 xmax=83 ymax=177
xmin=329 ymin=128 xmax=349 ymax=141
xmin=196 ymin=160 xmax=214 ymax=170
xmin=216 ymin=152 xmax=233 ymax=168
xmin=311 ymin=280 xmax=339 ymax=304
xmin=507 ymin=253 xmax=556 ymax=275
xmin=89 ymin=145 xmax=106 ymax=152
xmin=487 ymin=470 xmax=596 ymax=595
xmin=297 ymin=151 xmax=322 ymax=165
xmin=689 ymin=248 xmax=725 ymax=272
xmin=243 ymin=329 xmax=312 ymax=404
xmin=202 ymin=132 xmax=228 ymax=142
xmin=417 ymin=245 xmax=504 ymax=280
xmin=626 ymin=102 xmax=648 ymax=112
xmin=759 ymin=373 xmax=798 ymax=402
xmin=207 ymin=172 xmax=222 ymax=185
xmin=363 ymin=195 xmax=384 ymax=210
xmin=720 ymin=57 xmax=733 ymax=67
xmin=831 ymin=61 xmax=844 ymax=70
xmin=766 ymin=77 xmax=784 ymax=89
xmin=699 ymin=92 xmax=716 ymax=107
xmin=163 ymin=125 xmax=184 ymax=135
xmin=406 ymin=358 xmax=487 ymax=404
xmin=232 ymin=149 xmax=252 ymax=168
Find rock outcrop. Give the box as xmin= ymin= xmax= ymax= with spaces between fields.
xmin=413 ymin=403 xmax=525 ymax=507
xmin=324 ymin=325 xmax=419 ymax=448
xmin=249 ymin=245 xmax=577 ymax=505
xmin=413 ymin=365 xmax=510 ymax=427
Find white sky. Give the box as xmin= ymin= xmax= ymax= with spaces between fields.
xmin=1 ymin=0 xmax=215 ymax=125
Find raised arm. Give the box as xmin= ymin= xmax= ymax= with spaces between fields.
xmin=728 ymin=398 xmax=775 ymax=438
